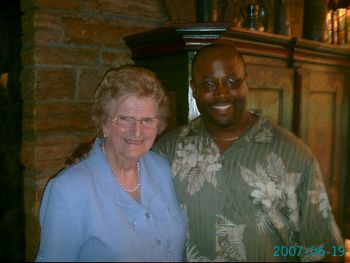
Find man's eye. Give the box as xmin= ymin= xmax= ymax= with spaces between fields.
xmin=204 ymin=81 xmax=216 ymax=89
xmin=225 ymin=78 xmax=236 ymax=88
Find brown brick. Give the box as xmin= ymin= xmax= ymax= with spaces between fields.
xmin=21 ymin=67 xmax=76 ymax=100
xmin=21 ymin=139 xmax=35 ymax=169
xmin=21 ymin=33 xmax=35 ymax=48
xmin=35 ymin=0 xmax=80 ymax=11
xmin=20 ymin=68 xmax=35 ymax=100
xmin=24 ymin=215 xmax=40 ymax=261
xmin=84 ymin=0 xmax=166 ymax=20
xmin=127 ymin=0 xmax=166 ymax=20
xmin=35 ymin=46 xmax=99 ymax=66
xmin=62 ymin=16 xmax=153 ymax=48
xmin=21 ymin=133 xmax=95 ymax=171
xmin=23 ymin=178 xmax=44 ymax=217
xmin=34 ymin=32 xmax=62 ymax=44
xmin=24 ymin=174 xmax=51 ymax=261
xmin=36 ymin=68 xmax=76 ymax=100
xmin=78 ymin=68 xmax=106 ymax=100
xmin=34 ymin=11 xmax=62 ymax=32
xmin=35 ymin=137 xmax=83 ymax=162
xmin=101 ymin=49 xmax=133 ymax=67
xmin=63 ymin=16 xmax=125 ymax=48
xmin=23 ymin=102 xmax=95 ymax=134
xmin=21 ymin=48 xmax=35 ymax=66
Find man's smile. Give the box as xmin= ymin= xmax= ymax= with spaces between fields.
xmin=212 ymin=104 xmax=232 ymax=111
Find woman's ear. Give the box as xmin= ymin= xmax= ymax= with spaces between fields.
xmin=101 ymin=124 xmax=109 ymax=139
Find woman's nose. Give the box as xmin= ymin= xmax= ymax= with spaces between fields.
xmin=131 ymin=121 xmax=142 ymax=136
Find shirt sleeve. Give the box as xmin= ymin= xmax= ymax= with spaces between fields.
xmin=35 ymin=178 xmax=83 ymax=262
xmin=298 ymin=158 xmax=344 ymax=261
xmin=153 ymin=132 xmax=177 ymax=162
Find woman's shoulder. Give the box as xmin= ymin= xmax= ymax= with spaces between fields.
xmin=143 ymin=150 xmax=170 ymax=166
xmin=48 ymin=158 xmax=94 ymax=192
xmin=142 ymin=151 xmax=172 ymax=179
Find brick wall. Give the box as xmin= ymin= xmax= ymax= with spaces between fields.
xmin=20 ymin=0 xmax=167 ymax=260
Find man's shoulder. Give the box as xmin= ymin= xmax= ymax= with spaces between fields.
xmin=260 ymin=117 xmax=314 ymax=156
xmin=155 ymin=124 xmax=186 ymax=147
xmin=153 ymin=121 xmax=198 ymax=160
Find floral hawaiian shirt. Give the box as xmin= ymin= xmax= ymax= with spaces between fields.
xmin=153 ymin=114 xmax=343 ymax=262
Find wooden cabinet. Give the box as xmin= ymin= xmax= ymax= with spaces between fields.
xmin=124 ymin=23 xmax=350 ymax=236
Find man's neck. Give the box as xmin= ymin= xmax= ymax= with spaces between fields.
xmin=205 ymin=111 xmax=255 ymax=153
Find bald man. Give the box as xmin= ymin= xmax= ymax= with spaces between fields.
xmin=153 ymin=42 xmax=343 ymax=262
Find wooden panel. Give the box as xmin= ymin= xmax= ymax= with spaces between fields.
xmin=300 ymin=70 xmax=344 ymax=219
xmin=246 ymin=65 xmax=294 ymax=130
xmin=307 ymin=91 xmax=335 ymax=183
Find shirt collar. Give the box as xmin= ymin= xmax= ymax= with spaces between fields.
xmin=180 ymin=111 xmax=266 ymax=143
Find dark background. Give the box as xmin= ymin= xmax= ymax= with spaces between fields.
xmin=0 ymin=0 xmax=24 ymax=261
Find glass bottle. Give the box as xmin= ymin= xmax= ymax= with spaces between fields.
xmin=243 ymin=3 xmax=265 ymax=31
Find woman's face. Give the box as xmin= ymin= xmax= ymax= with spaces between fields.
xmin=102 ymin=95 xmax=159 ymax=163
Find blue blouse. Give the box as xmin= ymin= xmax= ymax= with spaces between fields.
xmin=35 ymin=138 xmax=187 ymax=262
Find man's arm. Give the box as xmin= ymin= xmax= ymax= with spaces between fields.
xmin=65 ymin=139 xmax=94 ymax=167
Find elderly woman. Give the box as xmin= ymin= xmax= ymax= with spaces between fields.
xmin=35 ymin=66 xmax=187 ymax=262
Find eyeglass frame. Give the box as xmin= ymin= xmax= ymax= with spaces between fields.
xmin=111 ymin=115 xmax=159 ymax=129
xmin=194 ymin=77 xmax=246 ymax=92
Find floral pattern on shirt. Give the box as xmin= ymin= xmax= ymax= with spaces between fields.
xmin=253 ymin=126 xmax=274 ymax=143
xmin=186 ymin=215 xmax=246 ymax=262
xmin=154 ymin=116 xmax=343 ymax=261
xmin=239 ymin=152 xmax=302 ymax=237
xmin=215 ymin=215 xmax=246 ymax=261
xmin=172 ymin=136 xmax=222 ymax=196
xmin=307 ymin=163 xmax=333 ymax=218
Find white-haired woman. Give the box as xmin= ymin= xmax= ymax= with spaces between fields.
xmin=35 ymin=66 xmax=187 ymax=262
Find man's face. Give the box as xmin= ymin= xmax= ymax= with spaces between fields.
xmin=191 ymin=49 xmax=248 ymax=129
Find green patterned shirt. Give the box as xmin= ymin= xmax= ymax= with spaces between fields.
xmin=153 ymin=114 xmax=343 ymax=262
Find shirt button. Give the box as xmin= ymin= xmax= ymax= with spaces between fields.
xmin=145 ymin=212 xmax=150 ymax=218
xmin=217 ymin=186 xmax=223 ymax=193
xmin=155 ymin=239 xmax=161 ymax=246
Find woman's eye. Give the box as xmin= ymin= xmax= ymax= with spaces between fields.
xmin=142 ymin=118 xmax=152 ymax=123
xmin=119 ymin=116 xmax=132 ymax=122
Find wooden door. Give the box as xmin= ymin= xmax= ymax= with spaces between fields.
xmin=298 ymin=65 xmax=346 ymax=223
xmin=246 ymin=63 xmax=294 ymax=130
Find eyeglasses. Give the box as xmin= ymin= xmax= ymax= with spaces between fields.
xmin=111 ymin=115 xmax=159 ymax=129
xmin=196 ymin=77 xmax=245 ymax=92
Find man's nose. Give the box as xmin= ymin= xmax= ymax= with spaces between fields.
xmin=215 ymin=80 xmax=230 ymax=96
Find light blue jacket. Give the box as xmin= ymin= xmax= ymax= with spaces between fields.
xmin=36 ymin=138 xmax=187 ymax=262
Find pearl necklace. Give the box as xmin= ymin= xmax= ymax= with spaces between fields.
xmin=101 ymin=143 xmax=140 ymax=193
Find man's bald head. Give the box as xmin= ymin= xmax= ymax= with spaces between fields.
xmin=191 ymin=43 xmax=246 ymax=82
